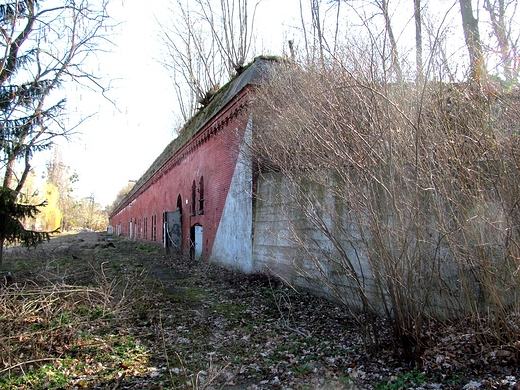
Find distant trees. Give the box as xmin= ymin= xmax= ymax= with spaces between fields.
xmin=107 ymin=182 xmax=135 ymax=216
xmin=44 ymin=149 xmax=78 ymax=231
xmin=38 ymin=182 xmax=61 ymax=232
xmin=79 ymin=194 xmax=108 ymax=231
xmin=37 ymin=150 xmax=108 ymax=232
xmin=0 ymin=0 xmax=110 ymax=262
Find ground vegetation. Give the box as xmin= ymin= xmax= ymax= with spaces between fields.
xmin=1 ymin=233 xmax=518 ymax=389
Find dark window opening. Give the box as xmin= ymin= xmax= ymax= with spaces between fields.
xmin=191 ymin=180 xmax=196 ymax=215
xmin=198 ymin=176 xmax=204 ymax=214
xmin=162 ymin=212 xmax=166 ymax=245
xmin=177 ymin=194 xmax=182 ymax=212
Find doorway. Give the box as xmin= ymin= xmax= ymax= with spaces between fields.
xmin=190 ymin=224 xmax=203 ymax=260
xmin=164 ymin=208 xmax=182 ymax=252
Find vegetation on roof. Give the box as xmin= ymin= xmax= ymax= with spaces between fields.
xmin=110 ymin=56 xmax=280 ymax=216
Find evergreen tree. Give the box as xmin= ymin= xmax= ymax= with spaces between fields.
xmin=0 ymin=187 xmax=50 ymax=265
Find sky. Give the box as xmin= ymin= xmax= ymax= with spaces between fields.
xmin=39 ymin=0 xmax=301 ymax=208
xmin=45 ymin=1 xmax=182 ymax=208
xmin=34 ymin=0 xmax=478 ymax=208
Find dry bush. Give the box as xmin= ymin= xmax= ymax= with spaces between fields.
xmin=252 ymin=58 xmax=520 ymax=362
xmin=0 ymin=261 xmax=152 ymax=378
xmin=0 ymin=283 xmax=109 ymax=374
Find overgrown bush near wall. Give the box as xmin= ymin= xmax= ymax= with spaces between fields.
xmin=251 ymin=59 xmax=520 ymax=363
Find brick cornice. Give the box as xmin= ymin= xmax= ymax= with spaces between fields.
xmin=112 ymin=87 xmax=252 ymax=215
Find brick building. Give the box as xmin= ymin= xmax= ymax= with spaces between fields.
xmin=108 ymin=57 xmax=274 ymax=272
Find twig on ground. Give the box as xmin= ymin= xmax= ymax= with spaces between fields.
xmin=0 ymin=358 xmax=58 ymax=374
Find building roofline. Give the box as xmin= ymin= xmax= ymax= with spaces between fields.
xmin=110 ymin=56 xmax=280 ymax=218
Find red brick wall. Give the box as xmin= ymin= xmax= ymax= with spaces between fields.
xmin=109 ymin=90 xmax=251 ymax=256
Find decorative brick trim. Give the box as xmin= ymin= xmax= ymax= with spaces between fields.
xmin=121 ymin=88 xmax=251 ymax=208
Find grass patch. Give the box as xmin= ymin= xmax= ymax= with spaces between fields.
xmin=376 ymin=369 xmax=427 ymax=390
xmin=4 ymin=233 xmax=514 ymax=389
xmin=0 ymin=335 xmax=150 ymax=389
xmin=0 ymin=283 xmax=153 ymax=389
xmin=0 ymin=234 xmax=163 ymax=389
xmin=211 ymin=302 xmax=248 ymax=319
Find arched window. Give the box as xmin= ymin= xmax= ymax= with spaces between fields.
xmin=198 ymin=176 xmax=204 ymax=214
xmin=177 ymin=194 xmax=182 ymax=213
xmin=191 ymin=180 xmax=196 ymax=215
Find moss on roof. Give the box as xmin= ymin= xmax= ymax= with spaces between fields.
xmin=110 ymin=56 xmax=280 ymax=217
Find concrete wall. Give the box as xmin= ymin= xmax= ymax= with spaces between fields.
xmin=251 ymin=172 xmax=510 ymax=317
xmin=252 ymin=172 xmax=381 ymax=311
xmin=210 ymin=116 xmax=254 ymax=272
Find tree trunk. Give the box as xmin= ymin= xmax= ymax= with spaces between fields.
xmin=380 ymin=0 xmax=402 ymax=82
xmin=414 ymin=0 xmax=423 ymax=83
xmin=484 ymin=0 xmax=513 ymax=81
xmin=0 ymin=237 xmax=4 ymax=267
xmin=299 ymin=0 xmax=311 ymax=64
xmin=459 ymin=0 xmax=486 ymax=81
xmin=311 ymin=0 xmax=325 ymax=68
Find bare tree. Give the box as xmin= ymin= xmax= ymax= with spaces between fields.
xmin=483 ymin=0 xmax=519 ymax=81
xmin=0 ymin=0 xmax=110 ymax=262
xmin=459 ymin=0 xmax=486 ymax=81
xmin=310 ymin=0 xmax=325 ymax=66
xmin=376 ymin=0 xmax=402 ymax=81
xmin=414 ymin=0 xmax=423 ymax=82
xmin=1 ymin=1 xmax=110 ymax=191
xmin=208 ymin=0 xmax=260 ymax=74
xmin=296 ymin=1 xmax=356 ymax=67
xmin=159 ymin=0 xmax=261 ymax=119
xmin=158 ymin=0 xmax=224 ymax=121
xmin=420 ymin=2 xmax=462 ymax=82
xmin=304 ymin=0 xmax=517 ymax=84
xmin=323 ymin=0 xmax=403 ymax=80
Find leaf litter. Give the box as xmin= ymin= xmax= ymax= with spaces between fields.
xmin=1 ymin=232 xmax=518 ymax=389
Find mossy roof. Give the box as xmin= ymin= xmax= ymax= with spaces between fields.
xmin=111 ymin=56 xmax=279 ymax=217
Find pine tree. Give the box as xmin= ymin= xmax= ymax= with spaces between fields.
xmin=0 ymin=187 xmax=51 ymax=265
